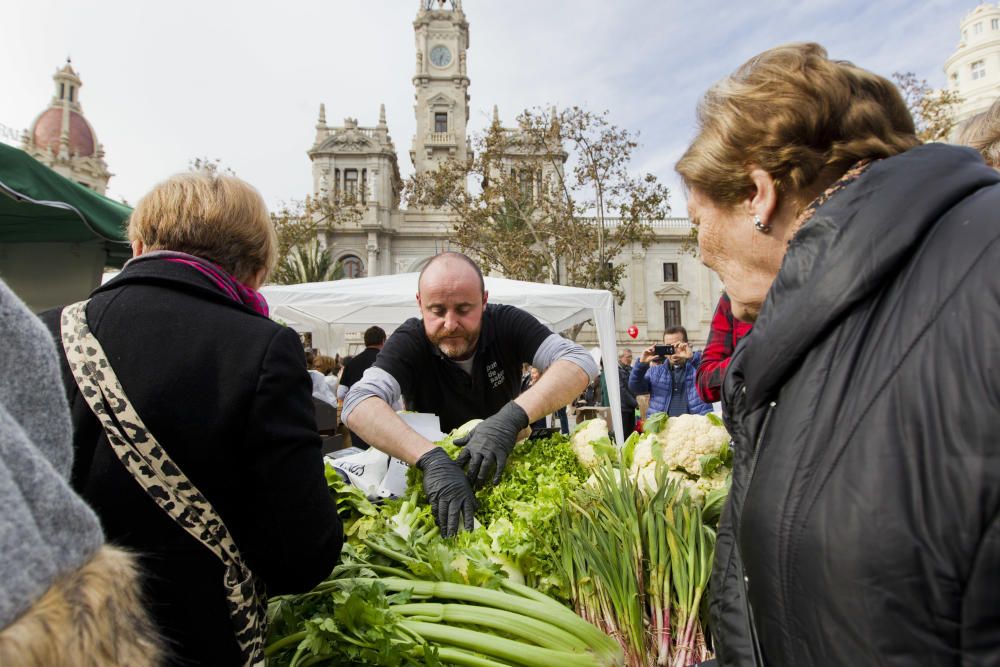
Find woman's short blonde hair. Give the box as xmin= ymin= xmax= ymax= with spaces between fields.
xmin=956 ymin=97 xmax=1000 ymax=167
xmin=128 ymin=172 xmax=278 ymax=283
xmin=676 ymin=42 xmax=920 ymax=207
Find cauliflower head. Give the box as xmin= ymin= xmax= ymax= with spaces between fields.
xmin=660 ymin=413 xmax=730 ymax=476
xmin=570 ymin=419 xmax=612 ymax=468
xmin=628 ymin=413 xmax=731 ymax=494
xmin=629 ymin=434 xmax=661 ymax=475
xmin=694 ymin=467 xmax=730 ymax=498
xmin=635 ymin=466 xmax=700 ymax=497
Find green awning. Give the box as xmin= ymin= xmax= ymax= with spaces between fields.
xmin=0 ymin=143 xmax=131 ymax=267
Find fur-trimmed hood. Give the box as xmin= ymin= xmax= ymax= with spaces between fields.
xmin=0 ymin=545 xmax=162 ymax=666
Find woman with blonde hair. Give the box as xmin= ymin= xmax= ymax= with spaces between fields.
xmin=957 ymin=97 xmax=1000 ymax=167
xmin=42 ymin=172 xmax=343 ymax=666
xmin=676 ymin=43 xmax=1000 ymax=665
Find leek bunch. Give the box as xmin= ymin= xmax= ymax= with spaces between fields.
xmin=560 ymin=462 xmax=716 ymax=667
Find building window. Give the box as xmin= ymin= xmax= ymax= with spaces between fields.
xmin=68 ymin=86 xmax=74 ymax=102
xmin=664 ymin=300 xmax=682 ymax=329
xmin=963 ymin=30 xmax=968 ymax=42
xmin=662 ymin=262 xmax=678 ymax=282
xmin=59 ymin=83 xmax=65 ymax=99
xmin=974 ymin=21 xmax=984 ymax=35
xmin=344 ymin=169 xmax=358 ymax=199
xmin=951 ymin=72 xmax=959 ymax=88
xmin=972 ymin=60 xmax=986 ymax=81
xmin=340 ymin=255 xmax=364 ymax=279
xmin=434 ymin=112 xmax=448 ymax=133
xmin=518 ymin=169 xmax=533 ymax=199
xmin=993 ymin=18 xmax=999 ymax=30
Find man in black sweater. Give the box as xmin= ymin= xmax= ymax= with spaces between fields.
xmin=343 ymin=252 xmax=597 ymax=537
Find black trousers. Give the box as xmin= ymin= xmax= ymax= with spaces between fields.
xmin=622 ymin=410 xmax=636 ymax=435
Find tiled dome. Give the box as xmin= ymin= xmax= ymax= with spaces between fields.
xmin=30 ymin=107 xmax=96 ymax=157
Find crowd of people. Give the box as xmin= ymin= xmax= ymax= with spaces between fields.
xmin=1 ymin=40 xmax=998 ymax=667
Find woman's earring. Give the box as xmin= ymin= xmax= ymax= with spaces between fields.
xmin=753 ymin=214 xmax=772 ymax=233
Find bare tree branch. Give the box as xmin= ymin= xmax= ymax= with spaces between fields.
xmin=404 ymin=106 xmax=668 ymax=309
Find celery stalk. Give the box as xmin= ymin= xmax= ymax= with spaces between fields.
xmin=349 ymin=577 xmax=619 ymax=657
xmin=392 ymin=602 xmax=590 ymax=653
xmin=401 ymin=620 xmax=609 ymax=667
xmin=437 ymin=646 xmax=518 ymax=667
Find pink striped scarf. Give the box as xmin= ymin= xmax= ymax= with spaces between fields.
xmin=125 ymin=250 xmax=269 ymax=317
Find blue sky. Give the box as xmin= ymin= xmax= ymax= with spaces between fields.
xmin=0 ymin=0 xmax=968 ymax=212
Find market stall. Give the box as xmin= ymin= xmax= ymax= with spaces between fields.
xmin=262 ymin=273 xmax=626 ymax=444
xmin=267 ymin=413 xmax=730 ymax=666
xmin=0 ymin=143 xmax=131 ymax=311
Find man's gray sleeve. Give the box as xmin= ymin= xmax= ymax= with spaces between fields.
xmin=341 ymin=366 xmax=402 ymax=425
xmin=532 ymin=333 xmax=599 ymax=381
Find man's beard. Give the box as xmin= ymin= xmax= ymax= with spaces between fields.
xmin=431 ymin=329 xmax=480 ymax=360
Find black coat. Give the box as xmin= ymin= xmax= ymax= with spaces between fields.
xmin=42 ymin=260 xmax=343 ymax=667
xmin=618 ymin=362 xmax=637 ymax=411
xmin=713 ymin=145 xmax=1000 ymax=666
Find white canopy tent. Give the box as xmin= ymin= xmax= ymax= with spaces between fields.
xmin=261 ymin=273 xmax=625 ymax=444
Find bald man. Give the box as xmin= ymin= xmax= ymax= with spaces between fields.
xmin=343 ymin=252 xmax=598 ymax=536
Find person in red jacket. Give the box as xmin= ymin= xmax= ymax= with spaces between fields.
xmin=695 ymin=292 xmax=752 ymax=404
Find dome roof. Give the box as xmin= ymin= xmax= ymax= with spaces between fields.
xmin=31 ymin=107 xmax=96 ymax=157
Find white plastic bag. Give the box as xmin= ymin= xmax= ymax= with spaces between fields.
xmin=327 ymin=446 xmax=390 ymax=499
xmin=326 ymin=413 xmax=446 ymax=500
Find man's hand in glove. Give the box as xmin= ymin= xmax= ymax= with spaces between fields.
xmin=454 ymin=401 xmax=529 ymax=487
xmin=416 ymin=447 xmax=477 ymax=537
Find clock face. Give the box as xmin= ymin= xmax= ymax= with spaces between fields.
xmin=430 ymin=45 xmax=452 ymax=67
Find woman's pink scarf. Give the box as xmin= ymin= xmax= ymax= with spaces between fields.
xmin=124 ymin=250 xmax=269 ymax=317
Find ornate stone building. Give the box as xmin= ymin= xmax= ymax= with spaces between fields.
xmin=22 ymin=59 xmax=112 ymax=194
xmin=309 ymin=0 xmax=722 ymax=346
xmin=945 ymin=3 xmax=1000 ymax=126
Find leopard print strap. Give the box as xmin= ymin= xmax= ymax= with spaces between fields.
xmin=60 ymin=300 xmax=265 ymax=666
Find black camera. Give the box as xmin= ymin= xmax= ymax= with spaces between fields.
xmin=653 ymin=344 xmax=676 ymax=356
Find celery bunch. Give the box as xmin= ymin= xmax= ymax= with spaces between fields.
xmin=266 ymin=475 xmax=622 ymax=666
xmin=268 ymin=577 xmax=623 ymax=667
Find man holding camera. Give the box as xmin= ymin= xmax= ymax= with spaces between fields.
xmin=628 ymin=326 xmax=712 ymax=418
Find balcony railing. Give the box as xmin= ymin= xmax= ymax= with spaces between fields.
xmin=578 ymin=216 xmax=692 ymax=230
xmin=426 ymin=132 xmax=457 ymax=146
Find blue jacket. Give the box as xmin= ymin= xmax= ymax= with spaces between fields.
xmin=628 ymin=351 xmax=712 ymax=417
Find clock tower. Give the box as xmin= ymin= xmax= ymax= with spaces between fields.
xmin=410 ymin=0 xmax=471 ymax=176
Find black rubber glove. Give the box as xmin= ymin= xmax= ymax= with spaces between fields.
xmin=416 ymin=447 xmax=477 ymax=538
xmin=454 ymin=401 xmax=530 ymax=487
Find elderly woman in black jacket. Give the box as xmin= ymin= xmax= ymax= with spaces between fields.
xmin=43 ymin=173 xmax=343 ymax=666
xmin=676 ymin=43 xmax=1000 ymax=666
